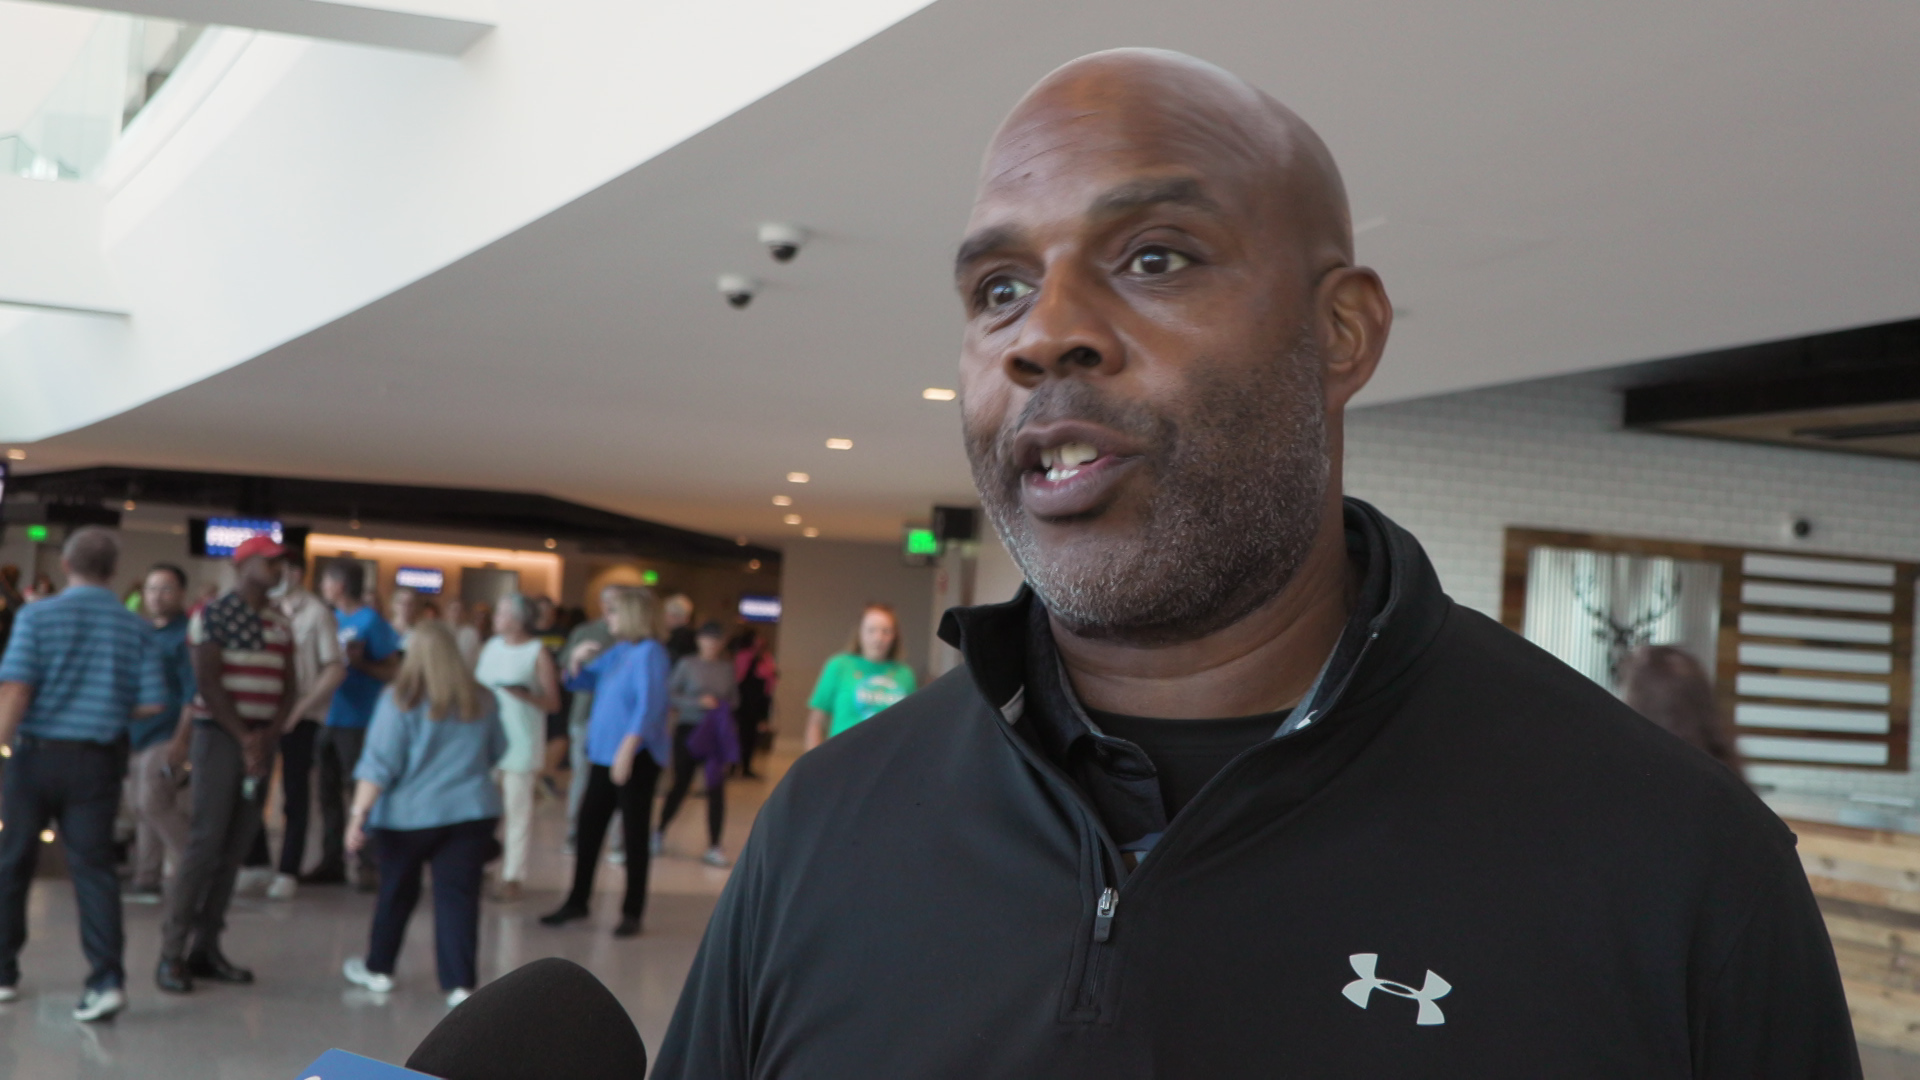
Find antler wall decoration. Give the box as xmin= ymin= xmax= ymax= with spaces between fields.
xmin=1569 ymin=562 xmax=1684 ymax=682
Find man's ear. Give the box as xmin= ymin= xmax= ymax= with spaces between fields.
xmin=1316 ymin=266 xmax=1391 ymax=411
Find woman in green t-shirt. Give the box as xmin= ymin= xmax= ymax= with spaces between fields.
xmin=804 ymin=604 xmax=917 ymax=749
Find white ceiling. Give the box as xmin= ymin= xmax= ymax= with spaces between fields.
xmin=33 ymin=0 xmax=1920 ymax=545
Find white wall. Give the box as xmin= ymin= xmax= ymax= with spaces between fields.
xmin=773 ymin=539 xmax=933 ymax=745
xmin=1344 ymin=375 xmax=1920 ymax=801
xmin=0 ymin=0 xmax=935 ymax=440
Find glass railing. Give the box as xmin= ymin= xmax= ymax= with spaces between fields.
xmin=2 ymin=13 xmax=204 ymax=182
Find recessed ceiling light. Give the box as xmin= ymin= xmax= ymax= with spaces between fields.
xmin=5 ymin=449 xmax=24 ymax=461
xmin=736 ymin=536 xmax=750 ymax=546
xmin=783 ymin=514 xmax=802 ymax=525
xmin=772 ymin=495 xmax=792 ymax=506
xmin=802 ymin=527 xmax=820 ymax=538
xmin=825 ymin=438 xmax=853 ymax=450
xmin=748 ymin=559 xmax=762 ymax=571
xmin=922 ymin=388 xmax=956 ymax=401
xmin=544 ymin=538 xmax=558 ymax=549
xmin=787 ymin=472 xmax=809 ymax=483
xmin=122 ymin=500 xmax=136 ymax=511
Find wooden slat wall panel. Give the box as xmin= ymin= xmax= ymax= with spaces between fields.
xmin=1501 ymin=528 xmax=1914 ymax=772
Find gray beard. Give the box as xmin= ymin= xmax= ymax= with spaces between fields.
xmin=966 ymin=338 xmax=1330 ymax=648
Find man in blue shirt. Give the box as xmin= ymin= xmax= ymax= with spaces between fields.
xmin=125 ymin=564 xmax=198 ymax=902
xmin=0 ymin=528 xmax=167 ymax=1022
xmin=305 ymin=560 xmax=400 ymax=887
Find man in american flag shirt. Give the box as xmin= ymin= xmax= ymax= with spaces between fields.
xmin=156 ymin=535 xmax=297 ymax=994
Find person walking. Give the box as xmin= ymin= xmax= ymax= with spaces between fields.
xmin=340 ymin=622 xmax=506 ymax=1007
xmin=802 ymin=604 xmax=916 ymax=749
xmin=559 ymin=585 xmax=619 ymax=856
xmin=306 ymin=561 xmax=400 ymax=888
xmin=261 ymin=560 xmax=345 ymax=900
xmin=0 ymin=528 xmax=168 ymax=1022
xmin=156 ymin=536 xmax=296 ymax=995
xmin=662 ymin=594 xmax=697 ymax=665
xmin=390 ymin=587 xmax=424 ymax=651
xmin=472 ymin=594 xmax=559 ymax=902
xmin=728 ymin=627 xmax=776 ymax=780
xmin=443 ymin=599 xmax=482 ymax=669
xmin=656 ymin=622 xmax=738 ymax=867
xmin=539 ymin=588 xmax=669 ymax=938
xmin=125 ymin=564 xmax=198 ymax=904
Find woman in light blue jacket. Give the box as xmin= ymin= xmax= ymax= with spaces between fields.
xmin=340 ymin=621 xmax=507 ymax=1007
xmin=539 ymin=587 xmax=669 ymax=938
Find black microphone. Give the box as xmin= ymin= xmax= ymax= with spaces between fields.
xmin=404 ymin=957 xmax=647 ymax=1080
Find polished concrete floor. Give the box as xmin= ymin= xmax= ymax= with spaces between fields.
xmin=0 ymin=751 xmax=786 ymax=1079
xmin=5 ymin=746 xmax=1920 ymax=1078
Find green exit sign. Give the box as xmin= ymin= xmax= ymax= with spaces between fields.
xmin=904 ymin=527 xmax=939 ymax=556
xmin=25 ymin=524 xmax=49 ymax=542
xmin=642 ymin=569 xmax=659 ymax=586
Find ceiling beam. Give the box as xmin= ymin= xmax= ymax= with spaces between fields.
xmin=52 ymin=0 xmax=495 ymax=55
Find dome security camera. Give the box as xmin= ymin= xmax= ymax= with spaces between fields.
xmin=717 ymin=273 xmax=757 ymax=309
xmin=758 ymin=223 xmax=808 ymax=263
xmin=1784 ymin=514 xmax=1814 ymax=541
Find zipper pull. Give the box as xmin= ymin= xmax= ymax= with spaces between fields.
xmin=1093 ymin=887 xmax=1119 ymax=943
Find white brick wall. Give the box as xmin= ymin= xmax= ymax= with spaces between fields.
xmin=1346 ymin=376 xmax=1920 ymax=800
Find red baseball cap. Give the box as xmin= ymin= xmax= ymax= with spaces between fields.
xmin=231 ymin=535 xmax=289 ymax=564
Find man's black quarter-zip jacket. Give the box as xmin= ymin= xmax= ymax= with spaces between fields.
xmin=654 ymin=501 xmax=1860 ymax=1079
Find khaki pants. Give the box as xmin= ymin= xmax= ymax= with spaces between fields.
xmin=129 ymin=741 xmax=191 ymax=891
xmin=497 ymin=769 xmax=537 ymax=883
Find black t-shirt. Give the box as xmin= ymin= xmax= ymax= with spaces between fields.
xmin=1085 ymin=708 xmax=1284 ymax=818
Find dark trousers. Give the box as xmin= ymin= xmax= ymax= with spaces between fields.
xmin=242 ymin=719 xmax=318 ymax=874
xmin=367 ymin=818 xmax=495 ymax=992
xmin=567 ymin=759 xmax=660 ymax=920
xmin=734 ymin=705 xmax=767 ymax=776
xmin=315 ymin=725 xmax=370 ymax=875
xmin=658 ymin=725 xmax=724 ymax=847
xmin=161 ymin=724 xmax=270 ymax=960
xmin=0 ymin=739 xmax=125 ymax=990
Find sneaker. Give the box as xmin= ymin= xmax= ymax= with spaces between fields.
xmin=265 ymin=874 xmax=298 ymax=902
xmin=342 ymin=957 xmax=394 ymax=994
xmin=445 ymin=987 xmax=472 ymax=1008
xmin=649 ymin=832 xmax=664 ymax=857
xmin=73 ymin=986 xmax=125 ymax=1023
xmin=234 ymin=866 xmax=275 ymax=894
xmin=122 ymin=885 xmax=163 ymax=905
xmin=0 ymin=985 xmax=19 ymax=1004
xmin=702 ymin=846 xmax=729 ymax=868
xmin=606 ymin=848 xmax=626 ymax=866
xmin=612 ymin=916 xmax=642 ymax=939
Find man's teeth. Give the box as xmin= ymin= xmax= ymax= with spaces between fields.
xmin=1038 ymin=442 xmax=1100 ymax=481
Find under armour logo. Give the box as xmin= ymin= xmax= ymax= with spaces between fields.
xmin=1342 ymin=953 xmax=1451 ymax=1026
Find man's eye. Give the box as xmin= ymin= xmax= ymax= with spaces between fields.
xmin=982 ymin=277 xmax=1035 ymax=309
xmin=1127 ymin=248 xmax=1191 ymax=276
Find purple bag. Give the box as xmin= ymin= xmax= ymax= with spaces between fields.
xmin=685 ymin=703 xmax=741 ymax=790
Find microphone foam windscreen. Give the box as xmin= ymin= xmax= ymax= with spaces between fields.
xmin=405 ymin=957 xmax=646 ymax=1080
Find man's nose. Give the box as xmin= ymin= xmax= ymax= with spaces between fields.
xmin=1002 ymin=268 xmax=1125 ymax=388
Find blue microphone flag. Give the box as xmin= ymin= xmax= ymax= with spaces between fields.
xmin=297 ymin=1049 xmax=439 ymax=1079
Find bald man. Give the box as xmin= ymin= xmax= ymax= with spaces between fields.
xmin=655 ymin=51 xmax=1857 ymax=1078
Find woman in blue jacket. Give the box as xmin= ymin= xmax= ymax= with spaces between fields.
xmin=539 ymin=587 xmax=669 ymax=938
xmin=341 ymin=621 xmax=507 ymax=1007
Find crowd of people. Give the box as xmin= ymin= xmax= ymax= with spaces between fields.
xmin=0 ymin=528 xmax=811 ymax=1020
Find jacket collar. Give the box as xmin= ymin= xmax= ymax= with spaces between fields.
xmin=939 ymin=497 xmax=1450 ymax=755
